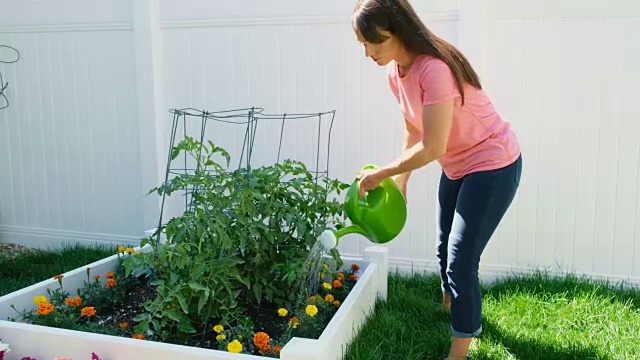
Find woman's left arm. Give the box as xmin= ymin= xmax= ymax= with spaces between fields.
xmin=358 ymin=99 xmax=454 ymax=196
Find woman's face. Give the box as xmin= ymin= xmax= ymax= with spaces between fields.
xmin=355 ymin=29 xmax=405 ymax=66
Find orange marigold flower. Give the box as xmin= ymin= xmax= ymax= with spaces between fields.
xmin=333 ymin=300 xmax=341 ymax=307
xmin=337 ymin=273 xmax=345 ymax=280
xmin=288 ymin=316 xmax=299 ymax=328
xmin=351 ymin=264 xmax=360 ymax=271
xmin=53 ymin=274 xmax=64 ymax=281
xmin=106 ymin=278 xmax=117 ymax=288
xmin=81 ymin=306 xmax=96 ymax=317
xmin=349 ymin=274 xmax=358 ymax=281
xmin=94 ymin=275 xmax=101 ymax=280
xmin=254 ymin=331 xmax=270 ymax=353
xmin=37 ymin=302 xmax=54 ymax=316
xmin=332 ymin=279 xmax=342 ymax=289
xmin=133 ymin=333 xmax=144 ymax=340
xmin=308 ymin=295 xmax=317 ymax=303
xmin=106 ymin=271 xmax=115 ymax=278
xmin=272 ymin=345 xmax=283 ymax=354
xmin=254 ymin=331 xmax=270 ymax=347
xmin=65 ymin=296 xmax=82 ymax=307
xmin=119 ymin=322 xmax=129 ymax=329
xmin=325 ymin=294 xmax=334 ymax=303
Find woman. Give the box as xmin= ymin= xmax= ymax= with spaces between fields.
xmin=352 ymin=0 xmax=522 ymax=359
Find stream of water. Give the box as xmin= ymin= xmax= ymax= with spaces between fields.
xmin=290 ymin=239 xmax=337 ymax=306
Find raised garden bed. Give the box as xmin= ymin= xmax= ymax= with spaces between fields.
xmin=0 ymin=244 xmax=388 ymax=360
xmin=0 ymin=135 xmax=390 ymax=360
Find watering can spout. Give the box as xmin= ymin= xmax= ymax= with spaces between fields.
xmin=318 ymin=225 xmax=369 ymax=250
xmin=318 ymin=164 xmax=407 ymax=250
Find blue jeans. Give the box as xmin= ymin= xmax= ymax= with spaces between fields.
xmin=436 ymin=154 xmax=522 ymax=338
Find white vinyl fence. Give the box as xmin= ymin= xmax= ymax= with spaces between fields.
xmin=0 ymin=0 xmax=639 ymax=285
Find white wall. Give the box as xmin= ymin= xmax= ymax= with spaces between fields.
xmin=479 ymin=0 xmax=640 ymax=284
xmin=0 ymin=0 xmax=639 ymax=285
xmin=0 ymin=0 xmax=144 ymax=247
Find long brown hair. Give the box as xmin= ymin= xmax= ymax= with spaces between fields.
xmin=352 ymin=0 xmax=481 ymax=105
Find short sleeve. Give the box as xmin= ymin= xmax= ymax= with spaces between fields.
xmin=418 ymin=59 xmax=460 ymax=106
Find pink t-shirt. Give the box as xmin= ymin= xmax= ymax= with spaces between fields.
xmin=387 ymin=54 xmax=520 ymax=180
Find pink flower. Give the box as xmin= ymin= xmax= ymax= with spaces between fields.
xmin=0 ymin=342 xmax=10 ymax=360
xmin=92 ymin=353 xmax=102 ymax=360
xmin=54 ymin=358 xmax=70 ymax=360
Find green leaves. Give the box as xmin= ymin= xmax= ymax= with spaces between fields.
xmin=131 ymin=137 xmax=349 ymax=342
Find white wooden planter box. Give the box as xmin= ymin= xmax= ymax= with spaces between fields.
xmin=0 ymin=244 xmax=388 ymax=360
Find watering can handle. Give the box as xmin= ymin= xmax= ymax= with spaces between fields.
xmin=357 ymin=193 xmax=369 ymax=207
xmin=355 ymin=164 xmax=378 ymax=208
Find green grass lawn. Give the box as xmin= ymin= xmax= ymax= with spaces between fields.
xmin=344 ymin=271 xmax=640 ymax=360
xmin=0 ymin=243 xmax=116 ymax=296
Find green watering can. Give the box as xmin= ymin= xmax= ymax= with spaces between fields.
xmin=319 ymin=164 xmax=407 ymax=249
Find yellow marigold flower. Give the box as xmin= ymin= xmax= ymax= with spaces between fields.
xmin=305 ymin=304 xmax=318 ymax=317
xmin=80 ymin=306 xmax=96 ymax=317
xmin=65 ymin=296 xmax=82 ymax=307
xmin=278 ymin=308 xmax=288 ymax=317
xmin=228 ymin=339 xmax=243 ymax=353
xmin=216 ymin=334 xmax=226 ymax=341
xmin=106 ymin=271 xmax=115 ymax=278
xmin=322 ymin=263 xmax=329 ymax=271
xmin=33 ymin=295 xmax=48 ymax=305
xmin=37 ymin=302 xmax=54 ymax=316
xmin=117 ymin=246 xmax=126 ymax=253
xmin=322 ymin=282 xmax=331 ymax=290
xmin=125 ymin=247 xmax=134 ymax=254
xmin=213 ymin=324 xmax=224 ymax=333
xmin=106 ymin=278 xmax=117 ymax=288
xmin=325 ymin=294 xmax=334 ymax=303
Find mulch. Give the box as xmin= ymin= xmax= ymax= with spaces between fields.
xmin=0 ymin=242 xmax=47 ymax=262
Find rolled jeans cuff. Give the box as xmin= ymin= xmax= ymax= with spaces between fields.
xmin=451 ymin=323 xmax=482 ymax=338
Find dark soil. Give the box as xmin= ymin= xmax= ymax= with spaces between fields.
xmin=93 ymin=276 xmax=156 ymax=337
xmin=92 ymin=276 xmax=292 ymax=347
xmin=242 ymin=300 xmax=289 ymax=339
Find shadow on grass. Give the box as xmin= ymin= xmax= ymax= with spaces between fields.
xmin=0 ymin=243 xmax=117 ymax=296
xmin=343 ymin=270 xmax=639 ymax=360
